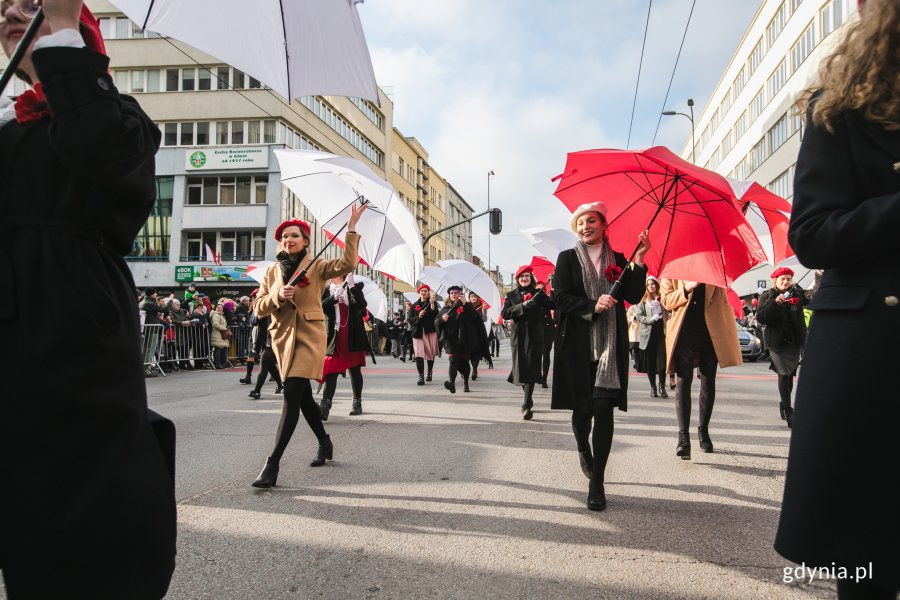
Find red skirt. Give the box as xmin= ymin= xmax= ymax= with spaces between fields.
xmin=321 ymin=304 xmax=366 ymax=378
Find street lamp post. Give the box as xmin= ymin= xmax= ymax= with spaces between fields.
xmin=662 ymin=98 xmax=695 ymax=164
xmin=487 ymin=170 xmax=494 ymax=276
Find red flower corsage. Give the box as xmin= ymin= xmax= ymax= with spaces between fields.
xmin=787 ymin=297 xmax=801 ymax=305
xmin=456 ymin=307 xmax=464 ymax=315
xmin=603 ymin=265 xmax=622 ymax=283
xmin=295 ymin=275 xmax=310 ymax=288
xmin=414 ymin=305 xmax=421 ymax=312
xmin=15 ymin=83 xmax=50 ymax=124
xmin=523 ymin=293 xmax=533 ymax=302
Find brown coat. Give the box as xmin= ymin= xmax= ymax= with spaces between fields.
xmin=660 ymin=279 xmax=742 ymax=373
xmin=254 ymin=233 xmax=359 ymax=380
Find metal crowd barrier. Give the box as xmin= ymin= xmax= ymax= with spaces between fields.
xmin=226 ymin=325 xmax=254 ymax=362
xmin=142 ymin=322 xmax=216 ymax=375
xmin=140 ymin=323 xmax=166 ymax=376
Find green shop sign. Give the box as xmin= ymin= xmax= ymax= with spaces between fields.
xmin=175 ymin=265 xmax=252 ymax=283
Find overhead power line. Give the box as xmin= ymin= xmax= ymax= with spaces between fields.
xmin=651 ymin=0 xmax=696 ymax=146
xmin=626 ymin=0 xmax=653 ymax=150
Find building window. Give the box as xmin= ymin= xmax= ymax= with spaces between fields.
xmin=767 ymin=60 xmax=787 ymax=100
xmin=185 ymin=175 xmax=268 ymax=205
xmin=127 ymin=177 xmax=174 ymax=261
xmin=750 ymin=88 xmax=765 ymax=122
xmin=732 ymin=65 xmax=746 ymax=100
xmin=766 ymin=3 xmax=786 ymax=47
xmin=182 ymin=230 xmax=266 ymax=262
xmin=791 ymin=21 xmax=817 ymax=72
xmin=748 ymin=37 xmax=765 ymax=76
xmin=734 ymin=110 xmax=748 ymax=141
xmin=720 ymin=89 xmax=732 ymax=117
xmin=350 ymin=97 xmax=385 ymax=131
xmin=767 ymin=167 xmax=793 ymax=199
xmin=398 ymin=156 xmax=405 ymax=175
xmin=165 ymin=68 xmax=179 ymax=92
xmin=299 ymin=96 xmax=384 ymax=167
xmin=767 ymin=113 xmax=788 ymax=154
xmin=820 ymin=0 xmax=843 ymax=37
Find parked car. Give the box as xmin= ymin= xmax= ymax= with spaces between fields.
xmin=737 ymin=322 xmax=766 ymax=362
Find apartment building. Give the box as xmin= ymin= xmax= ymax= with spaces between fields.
xmin=677 ymin=0 xmax=856 ymax=296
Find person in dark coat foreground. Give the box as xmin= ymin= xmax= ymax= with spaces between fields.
xmin=502 ymin=266 xmax=554 ymax=420
xmin=774 ymin=1 xmax=900 ymax=597
xmin=436 ymin=285 xmax=490 ymax=394
xmin=551 ymin=202 xmax=649 ymax=512
xmin=0 ymin=3 xmax=176 ymax=597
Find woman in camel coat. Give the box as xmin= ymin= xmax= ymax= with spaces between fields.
xmin=660 ymin=279 xmax=741 ymax=460
xmin=249 ymin=204 xmax=365 ymax=488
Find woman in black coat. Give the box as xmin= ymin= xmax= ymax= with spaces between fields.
xmin=774 ymin=2 xmax=900 ymax=597
xmin=0 ymin=4 xmax=175 ymax=597
xmin=501 ymin=266 xmax=554 ymax=420
xmin=435 ymin=285 xmax=490 ymax=393
xmin=755 ymin=267 xmax=808 ymax=428
xmin=318 ymin=275 xmax=369 ymax=418
xmin=247 ymin=313 xmax=284 ymax=399
xmin=551 ymin=202 xmax=649 ymax=512
xmin=407 ymin=284 xmax=439 ymax=384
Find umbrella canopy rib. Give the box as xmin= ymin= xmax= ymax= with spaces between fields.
xmin=278 ymin=0 xmax=290 ymax=99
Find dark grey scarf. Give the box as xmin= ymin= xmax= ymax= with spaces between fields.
xmin=277 ymin=250 xmax=307 ymax=285
xmin=574 ymin=241 xmax=619 ymax=390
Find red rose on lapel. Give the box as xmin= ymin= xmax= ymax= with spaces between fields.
xmin=603 ymin=265 xmax=622 ymax=283
xmin=456 ymin=307 xmax=464 ymax=315
xmin=523 ymin=293 xmax=532 ymax=302
xmin=15 ymin=84 xmax=50 ymax=124
xmin=295 ymin=275 xmax=310 ymax=288
xmin=414 ymin=304 xmax=421 ymax=312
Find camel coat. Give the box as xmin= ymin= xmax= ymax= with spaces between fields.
xmin=254 ymin=233 xmax=359 ymax=380
xmin=660 ymin=279 xmax=742 ymax=373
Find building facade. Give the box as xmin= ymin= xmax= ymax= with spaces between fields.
xmin=676 ymin=0 xmax=856 ymax=296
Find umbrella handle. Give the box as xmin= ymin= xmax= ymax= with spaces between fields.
xmin=0 ymin=8 xmax=45 ymax=97
xmin=286 ymin=198 xmax=369 ymax=287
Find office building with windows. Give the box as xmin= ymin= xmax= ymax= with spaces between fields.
xmin=677 ymin=0 xmax=856 ymax=295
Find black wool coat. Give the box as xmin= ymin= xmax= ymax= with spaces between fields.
xmin=550 ymin=248 xmax=647 ymax=413
xmin=407 ymin=298 xmax=438 ymax=338
xmin=755 ymin=284 xmax=808 ymax=352
xmin=501 ymin=286 xmax=554 ymax=385
xmin=322 ymin=282 xmax=370 ymax=355
xmin=0 ymin=48 xmax=175 ymax=597
xmin=774 ymin=100 xmax=900 ymax=589
xmin=435 ymin=300 xmax=490 ymax=358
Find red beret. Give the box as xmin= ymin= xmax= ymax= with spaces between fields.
xmin=416 ymin=283 xmax=430 ymax=293
xmin=771 ymin=267 xmax=794 ymax=279
xmin=515 ymin=265 xmax=534 ymax=279
xmin=274 ymin=219 xmax=311 ymax=242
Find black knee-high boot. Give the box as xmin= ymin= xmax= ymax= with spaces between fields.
xmin=459 ymin=359 xmax=471 ymax=392
xmin=444 ymin=357 xmax=459 ymax=393
xmin=587 ymin=398 xmax=614 ymax=511
xmin=777 ymin=374 xmax=794 ymax=426
xmin=426 ymin=359 xmax=434 ymax=381
xmin=572 ymin=412 xmax=593 ymax=479
xmin=415 ymin=357 xmax=425 ymax=385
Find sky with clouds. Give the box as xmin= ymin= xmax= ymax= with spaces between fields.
xmin=357 ymin=0 xmax=763 ymax=281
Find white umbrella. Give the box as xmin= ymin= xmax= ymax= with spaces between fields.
xmin=351 ymin=275 xmax=388 ymax=322
xmin=432 ymin=260 xmax=502 ymax=330
xmin=274 ymin=149 xmax=424 ymax=287
xmin=109 ymin=0 xmax=379 ymax=103
xmin=520 ymin=227 xmax=578 ymax=264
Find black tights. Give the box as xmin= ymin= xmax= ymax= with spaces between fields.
xmin=269 ymin=378 xmax=327 ymax=459
xmin=322 ymin=366 xmax=363 ymax=400
xmin=448 ymin=356 xmax=470 ymax=384
xmin=777 ymin=374 xmax=794 ymax=409
xmin=646 ymin=371 xmax=665 ymax=389
xmin=571 ymin=397 xmax=614 ymax=483
xmin=541 ymin=343 xmax=552 ymax=383
xmin=252 ymin=348 xmax=282 ymax=394
xmin=674 ymin=347 xmax=718 ymax=432
xmin=415 ymin=357 xmax=434 ymax=376
xmin=837 ymin=579 xmax=898 ymax=600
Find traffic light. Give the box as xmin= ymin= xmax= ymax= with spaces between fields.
xmin=489 ymin=208 xmax=502 ymax=235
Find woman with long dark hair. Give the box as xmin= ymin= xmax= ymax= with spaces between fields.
xmin=774 ymin=2 xmax=900 ymax=597
xmin=407 ymin=284 xmax=439 ymax=385
xmin=250 ymin=205 xmax=366 ymax=488
xmin=552 ymin=202 xmax=649 ymax=511
xmin=318 ymin=274 xmax=369 ymax=419
xmin=502 ymin=266 xmax=554 ymax=420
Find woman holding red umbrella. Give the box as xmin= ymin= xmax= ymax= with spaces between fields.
xmin=551 ymin=202 xmax=649 ymax=511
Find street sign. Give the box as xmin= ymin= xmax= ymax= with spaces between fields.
xmin=757 ymin=280 xmax=767 ymax=289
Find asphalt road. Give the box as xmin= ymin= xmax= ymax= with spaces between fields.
xmin=0 ymin=353 xmax=836 ymax=600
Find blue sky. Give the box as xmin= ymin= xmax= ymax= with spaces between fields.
xmin=358 ymin=0 xmax=763 ymax=281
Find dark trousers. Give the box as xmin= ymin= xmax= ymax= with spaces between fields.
xmin=252 ymin=348 xmax=282 ymax=393
xmin=269 ymin=378 xmax=327 ymax=459
xmin=572 ymin=397 xmax=614 ymax=484
xmin=449 ymin=356 xmax=470 ymax=384
xmin=322 ymin=366 xmax=363 ymax=400
xmin=673 ymin=347 xmax=718 ymax=432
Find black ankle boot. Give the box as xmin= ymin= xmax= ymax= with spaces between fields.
xmin=578 ymin=448 xmax=593 ymax=479
xmin=676 ymin=431 xmax=691 ymax=460
xmin=444 ymin=380 xmax=456 ymax=394
xmin=698 ymin=426 xmax=713 ymax=453
xmin=658 ymin=381 xmax=668 ymax=398
xmin=587 ymin=480 xmax=606 ymax=511
xmin=650 ymin=385 xmax=658 ymax=398
xmin=463 ymin=378 xmax=470 ymax=392
xmin=319 ymin=398 xmax=332 ymax=421
xmin=274 ymin=384 xmax=283 ymax=394
xmin=239 ymin=377 xmax=252 ymax=385
xmin=251 ymin=457 xmax=279 ymax=488
xmin=349 ymin=398 xmax=362 ymax=416
xmin=426 ymin=370 xmax=433 ymax=382
xmin=417 ymin=374 xmax=425 ymax=386
xmin=310 ymin=435 xmax=333 ymax=467
xmin=248 ymin=390 xmax=261 ymax=400
xmin=782 ymin=406 xmax=794 ymax=428
xmin=471 ymin=367 xmax=478 ymax=380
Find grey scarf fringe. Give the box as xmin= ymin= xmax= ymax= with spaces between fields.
xmin=574 ymin=241 xmax=620 ymax=390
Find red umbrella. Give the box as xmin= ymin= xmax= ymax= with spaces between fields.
xmin=726 ymin=288 xmax=745 ymax=319
xmin=528 ymin=256 xmax=555 ymax=287
xmin=728 ymin=179 xmax=794 ymax=265
xmin=552 ymin=146 xmax=766 ymax=291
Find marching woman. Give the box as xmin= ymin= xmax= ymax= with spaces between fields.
xmin=552 ymin=202 xmax=649 ymax=511
xmin=247 ymin=310 xmax=283 ymax=400
xmin=502 ymin=266 xmax=555 ymax=420
xmin=467 ymin=291 xmax=494 ymax=380
xmin=250 ymin=203 xmax=366 ymax=488
xmin=436 ymin=285 xmax=491 ymax=393
xmin=0 ymin=1 xmax=176 ymax=595
xmin=535 ymin=280 xmax=556 ymax=388
xmin=407 ymin=284 xmax=439 ymax=385
xmin=633 ymin=276 xmax=669 ymax=398
xmin=755 ymin=267 xmax=808 ymax=427
xmin=318 ymin=274 xmax=369 ymax=419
